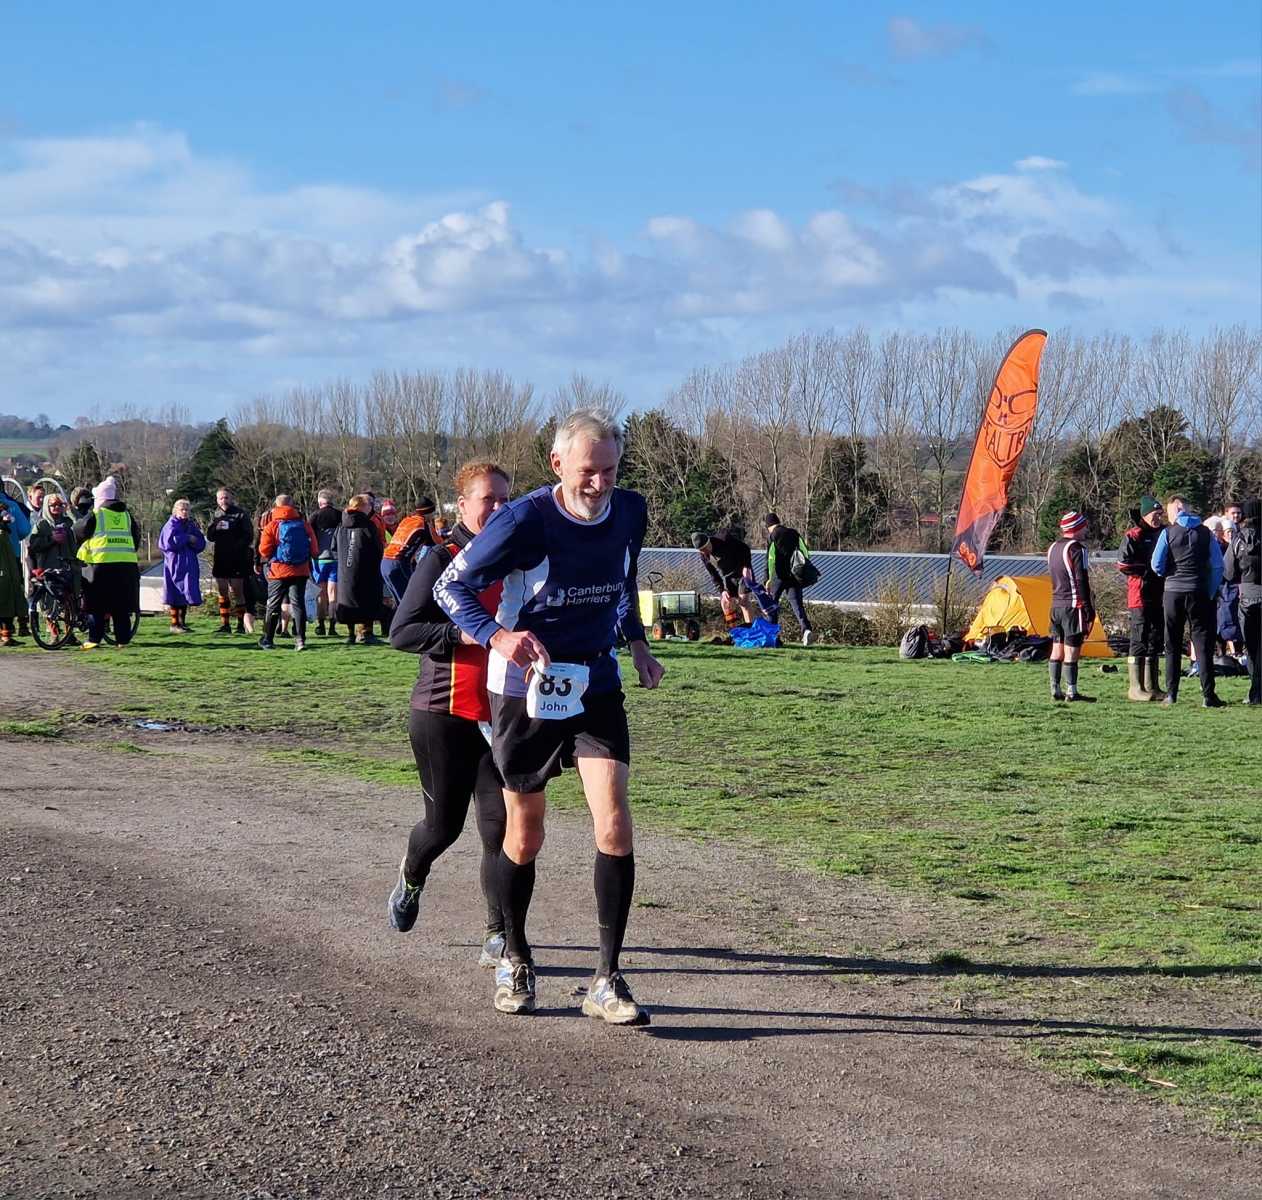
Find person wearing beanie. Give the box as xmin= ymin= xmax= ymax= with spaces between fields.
xmin=308 ymin=489 xmax=342 ymax=636
xmin=74 ymin=477 xmax=141 ymax=649
xmin=1046 ymin=510 xmax=1096 ymax=702
xmin=381 ymin=494 xmax=439 ymax=608
xmin=1150 ymin=495 xmax=1225 ymax=707
xmin=258 ymin=493 xmax=319 ymax=651
xmin=764 ymin=511 xmax=815 ymax=645
xmin=1224 ymin=498 xmax=1261 ymax=705
xmin=692 ymin=527 xmax=755 ymax=627
xmin=1117 ymin=495 xmax=1166 ymax=700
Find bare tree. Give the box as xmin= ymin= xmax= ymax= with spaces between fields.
xmin=1189 ymin=325 xmax=1262 ymax=500
xmin=913 ymin=327 xmax=973 ymax=551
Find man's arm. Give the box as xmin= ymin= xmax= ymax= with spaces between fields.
xmin=1150 ymin=529 xmax=1171 ymax=577
xmin=1207 ymin=535 xmax=1224 ymax=597
xmin=620 ymin=499 xmax=663 ymax=688
xmin=435 ymin=505 xmax=534 ymax=646
xmin=1073 ymin=543 xmax=1093 ymax=614
xmin=1117 ymin=529 xmax=1144 ymax=576
xmin=699 ymin=553 xmax=724 ymax=593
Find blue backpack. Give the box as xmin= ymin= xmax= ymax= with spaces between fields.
xmin=274 ymin=518 xmax=308 ymax=565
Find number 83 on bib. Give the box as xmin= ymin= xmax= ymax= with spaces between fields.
xmin=525 ymin=662 xmax=590 ymax=720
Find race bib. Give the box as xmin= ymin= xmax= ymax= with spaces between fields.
xmin=525 ymin=662 xmax=590 ymax=720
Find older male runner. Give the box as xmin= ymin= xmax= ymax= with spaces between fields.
xmin=436 ymin=408 xmax=664 ymax=1025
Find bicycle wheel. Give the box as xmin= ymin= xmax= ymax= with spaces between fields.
xmin=100 ymin=609 xmax=142 ymax=646
xmin=30 ymin=589 xmax=74 ymax=650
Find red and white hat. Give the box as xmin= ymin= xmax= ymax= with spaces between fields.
xmin=1059 ymin=510 xmax=1088 ymax=536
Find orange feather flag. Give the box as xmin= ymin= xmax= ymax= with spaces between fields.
xmin=952 ymin=329 xmax=1047 ymax=576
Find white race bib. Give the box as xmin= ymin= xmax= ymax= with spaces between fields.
xmin=525 ymin=662 xmax=590 ymax=720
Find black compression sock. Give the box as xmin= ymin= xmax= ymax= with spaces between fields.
xmin=1065 ymin=661 xmax=1079 ymax=693
xmin=594 ymin=850 xmax=635 ymax=977
xmin=496 ymin=851 xmax=536 ymax=962
xmin=1049 ymin=660 xmax=1063 ymax=693
xmin=481 ymin=847 xmax=505 ymax=933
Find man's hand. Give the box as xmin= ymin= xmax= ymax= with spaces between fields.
xmin=458 ymin=630 xmax=480 ymax=646
xmin=629 ymin=640 xmax=665 ymax=689
xmin=490 ymin=628 xmax=552 ymax=671
xmin=741 ymin=566 xmax=754 ymax=584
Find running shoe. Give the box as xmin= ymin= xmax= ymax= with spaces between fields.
xmin=1203 ymin=694 xmax=1227 ymax=708
xmin=493 ymin=958 xmax=537 ymax=1014
xmin=257 ymin=638 xmax=275 ymax=650
xmin=387 ymin=860 xmax=422 ymax=932
xmin=802 ymin=629 xmax=816 ymax=646
xmin=581 ymin=971 xmax=649 ymax=1026
xmin=214 ymin=624 xmax=231 ymax=635
xmin=1065 ymin=692 xmax=1096 ymax=703
xmin=293 ymin=638 xmax=306 ymax=652
xmin=478 ymin=929 xmax=506 ymax=967
xmin=80 ymin=641 xmax=100 ymax=651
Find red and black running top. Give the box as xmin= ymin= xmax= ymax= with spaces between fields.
xmin=388 ymin=523 xmax=502 ymax=721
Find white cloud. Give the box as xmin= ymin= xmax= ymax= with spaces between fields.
xmin=887 ymin=16 xmax=988 ymax=61
xmin=0 ymin=124 xmax=1253 ymax=414
xmin=1015 ymin=156 xmax=1068 ymax=171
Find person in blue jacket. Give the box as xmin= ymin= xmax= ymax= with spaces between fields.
xmin=0 ymin=490 xmax=32 ymax=645
xmin=1150 ymin=495 xmax=1225 ymax=707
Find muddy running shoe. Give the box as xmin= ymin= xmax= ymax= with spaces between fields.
xmin=478 ymin=929 xmax=506 ymax=967
xmin=493 ymin=958 xmax=537 ymax=1014
xmin=387 ymin=860 xmax=422 ymax=932
xmin=582 ymin=971 xmax=649 ymax=1026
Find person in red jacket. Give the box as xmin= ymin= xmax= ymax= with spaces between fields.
xmin=257 ymin=494 xmax=318 ymax=651
xmin=1116 ymin=494 xmax=1166 ymax=701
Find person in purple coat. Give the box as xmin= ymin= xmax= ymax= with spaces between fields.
xmin=158 ymin=498 xmax=207 ymax=633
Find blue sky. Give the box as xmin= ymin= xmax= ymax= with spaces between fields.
xmin=1 ymin=2 xmax=1258 ymax=420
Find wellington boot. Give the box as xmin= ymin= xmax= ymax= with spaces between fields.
xmin=1127 ymin=657 xmax=1150 ymax=702
xmin=1145 ymin=657 xmax=1166 ymax=702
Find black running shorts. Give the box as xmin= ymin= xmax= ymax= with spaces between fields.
xmin=1049 ymin=606 xmax=1087 ymax=647
xmin=490 ymin=689 xmax=631 ymax=794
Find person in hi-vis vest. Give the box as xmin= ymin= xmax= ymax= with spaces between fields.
xmin=74 ymin=476 xmax=141 ymax=649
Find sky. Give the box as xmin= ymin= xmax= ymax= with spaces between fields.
xmin=1 ymin=2 xmax=1259 ymax=422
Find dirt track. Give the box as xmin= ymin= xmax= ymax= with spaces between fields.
xmin=2 ymin=654 xmax=1258 ymax=1199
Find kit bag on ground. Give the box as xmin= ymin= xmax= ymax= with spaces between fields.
xmin=899 ymin=624 xmax=931 ymax=660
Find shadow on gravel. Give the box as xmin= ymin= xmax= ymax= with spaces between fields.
xmin=531 ymin=943 xmax=1262 ymax=982
xmin=638 ymin=1003 xmax=1261 ymax=1044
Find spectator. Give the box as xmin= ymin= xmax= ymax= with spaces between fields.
xmin=1206 ymin=515 xmax=1242 ymax=656
xmin=16 ymin=483 xmax=44 ymax=636
xmin=1224 ymin=499 xmax=1261 ymax=706
xmin=1046 ymin=510 xmax=1096 ymax=702
xmin=69 ymin=487 xmax=93 ymax=522
xmin=74 ymin=476 xmax=141 ymax=650
xmin=1151 ymin=495 xmax=1225 ymax=707
xmin=309 ymin=489 xmax=342 ymax=636
xmin=381 ymin=495 xmax=437 ymax=606
xmin=0 ymin=488 xmax=31 ymax=647
xmin=334 ymin=494 xmax=385 ymax=644
xmin=1116 ymin=495 xmax=1166 ymax=700
xmin=158 ymin=498 xmax=207 ymax=633
xmin=257 ymin=494 xmax=318 ymax=652
xmin=381 ymin=499 xmax=401 ymax=537
xmin=691 ymin=527 xmax=755 ymax=627
xmin=763 ymin=512 xmax=815 ymax=646
xmin=28 ymin=493 xmax=80 ymax=642
xmin=206 ymin=487 xmax=255 ymax=635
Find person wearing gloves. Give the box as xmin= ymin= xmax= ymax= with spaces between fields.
xmin=158 ymin=498 xmax=207 ymax=633
xmin=1150 ymin=495 xmax=1225 ymax=707
xmin=1224 ymin=499 xmax=1261 ymax=706
xmin=0 ymin=488 xmax=32 ymax=646
xmin=74 ymin=476 xmax=141 ymax=649
xmin=1116 ymin=495 xmax=1166 ymax=700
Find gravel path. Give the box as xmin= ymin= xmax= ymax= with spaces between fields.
xmin=1 ymin=655 xmax=1258 ymax=1198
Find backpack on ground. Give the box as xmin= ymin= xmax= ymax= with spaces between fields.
xmin=274 ymin=518 xmax=309 ymax=565
xmin=899 ymin=624 xmax=930 ymax=660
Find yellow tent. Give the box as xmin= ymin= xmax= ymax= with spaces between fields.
xmin=965 ymin=575 xmax=1113 ymax=658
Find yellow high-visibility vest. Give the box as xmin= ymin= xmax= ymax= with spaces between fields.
xmin=77 ymin=507 xmax=137 ymax=565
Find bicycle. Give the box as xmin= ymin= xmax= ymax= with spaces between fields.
xmin=28 ymin=567 xmax=141 ymax=650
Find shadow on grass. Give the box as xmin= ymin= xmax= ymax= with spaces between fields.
xmin=533 ymin=943 xmax=1262 ymax=982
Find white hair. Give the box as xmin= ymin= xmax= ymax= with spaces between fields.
xmin=552 ymin=408 xmax=624 ymax=458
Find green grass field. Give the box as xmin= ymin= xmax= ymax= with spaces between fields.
xmin=0 ymin=437 xmax=53 ymax=460
xmin=12 ymin=626 xmax=1261 ymax=1131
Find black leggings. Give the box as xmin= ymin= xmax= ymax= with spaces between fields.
xmin=406 ymin=708 xmax=506 ymax=932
